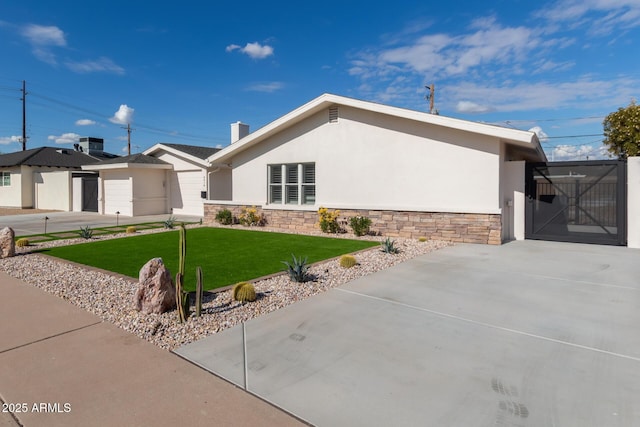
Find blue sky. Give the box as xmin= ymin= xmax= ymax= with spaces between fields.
xmin=0 ymin=0 xmax=638 ymax=160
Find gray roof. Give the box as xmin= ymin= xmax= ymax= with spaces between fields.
xmin=95 ymin=153 xmax=171 ymax=165
xmin=160 ymin=143 xmax=221 ymax=160
xmin=0 ymin=147 xmax=102 ymax=168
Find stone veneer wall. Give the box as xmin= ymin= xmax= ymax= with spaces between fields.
xmin=204 ymin=203 xmax=502 ymax=245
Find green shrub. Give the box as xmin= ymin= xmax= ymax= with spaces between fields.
xmin=126 ymin=226 xmax=137 ymax=234
xmin=233 ymin=282 xmax=257 ymax=302
xmin=380 ymin=237 xmax=399 ymax=254
xmin=318 ymin=207 xmax=341 ymax=233
xmin=282 ymin=254 xmax=310 ymax=282
xmin=215 ymin=208 xmax=234 ymax=225
xmin=349 ymin=216 xmax=372 ymax=236
xmin=79 ymin=226 xmax=93 ymax=239
xmin=339 ymin=254 xmax=357 ymax=268
xmin=15 ymin=238 xmax=29 ymax=247
xmin=164 ymin=215 xmax=176 ymax=229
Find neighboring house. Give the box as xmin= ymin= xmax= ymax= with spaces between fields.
xmin=202 ymin=93 xmax=547 ymax=244
xmin=82 ymin=143 xmax=221 ymax=216
xmin=0 ymin=146 xmax=102 ymax=211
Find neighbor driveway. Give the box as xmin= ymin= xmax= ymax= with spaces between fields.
xmin=0 ymin=212 xmax=201 ymax=236
xmin=177 ymin=240 xmax=640 ymax=426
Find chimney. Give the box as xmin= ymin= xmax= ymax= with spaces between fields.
xmin=230 ymin=121 xmax=250 ymax=144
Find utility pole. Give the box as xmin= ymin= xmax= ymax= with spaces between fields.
xmin=122 ymin=123 xmax=134 ymax=155
xmin=21 ymin=80 xmax=27 ymax=151
xmin=425 ymin=84 xmax=436 ymax=114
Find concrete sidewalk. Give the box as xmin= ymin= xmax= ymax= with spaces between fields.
xmin=0 ymin=273 xmax=305 ymax=427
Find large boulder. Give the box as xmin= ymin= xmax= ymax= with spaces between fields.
xmin=0 ymin=227 xmax=15 ymax=258
xmin=134 ymin=258 xmax=176 ymax=314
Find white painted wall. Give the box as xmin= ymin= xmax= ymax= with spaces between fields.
xmin=102 ymin=170 xmax=133 ymax=216
xmin=72 ymin=177 xmax=83 ymax=212
xmin=20 ymin=166 xmax=33 ymax=208
xmin=34 ymin=170 xmax=72 ymax=211
xmin=209 ymin=168 xmax=232 ymax=200
xmin=501 ymin=161 xmax=525 ymax=241
xmin=154 ymin=150 xmax=206 ymax=215
xmin=228 ymin=106 xmax=502 ymax=213
xmin=170 ymin=170 xmax=205 ymax=215
xmin=627 ymin=157 xmax=640 ymax=248
xmin=131 ymin=169 xmax=167 ymax=215
xmin=0 ymin=167 xmax=24 ymax=207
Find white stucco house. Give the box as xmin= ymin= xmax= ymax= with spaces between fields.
xmin=0 ymin=145 xmax=102 ymax=211
xmin=81 ymin=143 xmax=220 ymax=216
xmin=202 ymin=93 xmax=547 ymax=244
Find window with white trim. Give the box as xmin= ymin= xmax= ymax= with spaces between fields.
xmin=0 ymin=172 xmax=10 ymax=187
xmin=268 ymin=163 xmax=315 ymax=205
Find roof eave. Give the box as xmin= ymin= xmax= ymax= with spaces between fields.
xmin=82 ymin=163 xmax=173 ymax=171
xmin=144 ymin=143 xmax=211 ymax=167
xmin=207 ymin=93 xmax=542 ymax=164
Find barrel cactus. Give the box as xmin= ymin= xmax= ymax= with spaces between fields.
xmin=339 ymin=254 xmax=357 ymax=268
xmin=233 ymin=282 xmax=257 ymax=302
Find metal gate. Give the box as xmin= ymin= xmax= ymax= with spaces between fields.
xmin=81 ymin=177 xmax=98 ymax=212
xmin=525 ymin=160 xmax=626 ymax=245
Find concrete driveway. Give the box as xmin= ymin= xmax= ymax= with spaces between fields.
xmin=0 ymin=211 xmax=201 ymax=236
xmin=176 ymin=240 xmax=640 ymax=426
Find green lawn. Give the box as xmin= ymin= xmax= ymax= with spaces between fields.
xmin=43 ymin=227 xmax=378 ymax=291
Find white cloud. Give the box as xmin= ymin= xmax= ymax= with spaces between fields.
xmin=245 ymin=82 xmax=284 ymax=93
xmin=21 ymin=24 xmax=66 ymax=46
xmin=550 ymin=143 xmax=610 ymax=160
xmin=20 ymin=24 xmax=66 ymax=65
xmin=66 ymin=57 xmax=125 ymax=75
xmin=47 ymin=132 xmax=81 ymax=145
xmin=75 ymin=119 xmax=96 ymax=126
xmin=226 ymin=42 xmax=274 ymax=59
xmin=456 ymin=101 xmax=494 ymax=114
xmin=528 ymin=126 xmax=549 ymax=142
xmin=536 ymin=0 xmax=640 ymax=33
xmin=0 ymin=136 xmax=22 ymax=145
xmin=353 ymin=23 xmax=539 ymax=80
xmin=446 ymin=77 xmax=638 ymax=113
xmin=109 ymin=105 xmax=134 ymax=125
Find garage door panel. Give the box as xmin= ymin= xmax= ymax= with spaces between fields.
xmin=170 ymin=171 xmax=203 ymax=216
xmin=104 ymin=178 xmax=131 ymax=216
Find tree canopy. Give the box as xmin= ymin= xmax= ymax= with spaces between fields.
xmin=603 ymin=100 xmax=640 ymax=159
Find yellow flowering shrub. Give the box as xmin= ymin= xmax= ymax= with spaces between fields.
xmin=318 ymin=206 xmax=341 ymax=233
xmin=239 ymin=206 xmax=264 ymax=226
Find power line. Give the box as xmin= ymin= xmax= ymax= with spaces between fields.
xmin=545 ymin=133 xmax=603 ymax=139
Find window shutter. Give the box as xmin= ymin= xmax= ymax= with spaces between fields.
xmin=303 ymin=164 xmax=315 ymax=183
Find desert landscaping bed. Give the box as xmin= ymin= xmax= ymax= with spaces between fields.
xmin=0 ymin=225 xmax=450 ymax=351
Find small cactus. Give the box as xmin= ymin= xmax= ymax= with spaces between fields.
xmin=15 ymin=238 xmax=29 ymax=247
xmin=195 ymin=266 xmax=203 ymax=317
xmin=79 ymin=225 xmax=93 ymax=239
xmin=418 ymin=236 xmax=427 ymax=242
xmin=339 ymin=254 xmax=357 ymax=268
xmin=233 ymin=282 xmax=257 ymax=302
xmin=175 ymin=224 xmax=189 ymax=322
xmin=126 ymin=226 xmax=137 ymax=234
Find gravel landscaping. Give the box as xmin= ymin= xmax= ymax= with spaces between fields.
xmin=0 ymin=225 xmax=450 ymax=351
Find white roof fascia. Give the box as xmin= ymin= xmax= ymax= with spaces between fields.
xmin=207 ymin=93 xmax=542 ymax=164
xmin=143 ymin=143 xmax=210 ymax=168
xmin=81 ymin=163 xmax=173 ymax=171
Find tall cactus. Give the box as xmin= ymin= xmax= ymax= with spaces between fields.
xmin=175 ymin=223 xmax=190 ymax=322
xmin=195 ymin=266 xmax=203 ymax=317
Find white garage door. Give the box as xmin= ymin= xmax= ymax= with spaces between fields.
xmin=103 ymin=173 xmax=132 ymax=216
xmin=170 ymin=171 xmax=204 ymax=216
